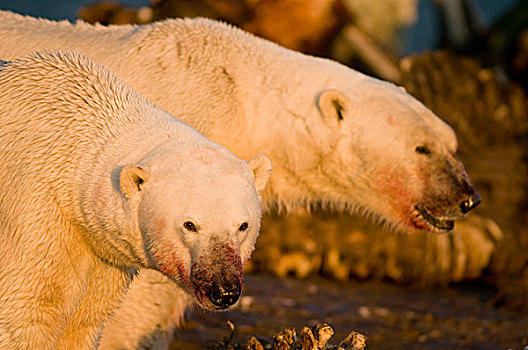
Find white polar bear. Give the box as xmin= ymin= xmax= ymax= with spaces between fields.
xmin=0 ymin=11 xmax=480 ymax=349
xmin=0 ymin=51 xmax=271 ymax=349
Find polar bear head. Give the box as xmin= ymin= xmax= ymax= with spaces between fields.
xmin=309 ymin=78 xmax=480 ymax=233
xmin=119 ymin=144 xmax=272 ymax=310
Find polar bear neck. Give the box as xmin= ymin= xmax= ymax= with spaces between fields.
xmin=130 ymin=18 xmax=366 ymax=212
xmin=172 ymin=20 xmax=375 ymax=212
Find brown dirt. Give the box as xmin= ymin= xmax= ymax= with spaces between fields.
xmin=171 ymin=274 xmax=528 ymax=350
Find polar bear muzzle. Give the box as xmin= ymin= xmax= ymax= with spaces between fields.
xmin=411 ymin=157 xmax=481 ymax=233
xmin=189 ymin=242 xmax=244 ymax=310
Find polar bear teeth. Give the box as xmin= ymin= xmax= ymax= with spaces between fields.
xmin=415 ymin=205 xmax=454 ymax=231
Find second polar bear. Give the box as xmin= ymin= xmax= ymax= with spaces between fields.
xmin=0 ymin=51 xmax=271 ymax=349
xmin=0 ymin=11 xmax=480 ymax=349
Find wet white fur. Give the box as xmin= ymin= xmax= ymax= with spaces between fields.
xmin=0 ymin=11 xmax=457 ymax=349
xmin=0 ymin=51 xmax=270 ymax=349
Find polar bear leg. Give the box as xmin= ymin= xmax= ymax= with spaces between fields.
xmin=57 ymin=264 xmax=129 ymax=349
xmin=99 ymin=269 xmax=190 ymax=350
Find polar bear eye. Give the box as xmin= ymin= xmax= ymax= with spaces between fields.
xmin=183 ymin=221 xmax=197 ymax=232
xmin=238 ymin=222 xmax=249 ymax=231
xmin=415 ymin=145 xmax=431 ymax=156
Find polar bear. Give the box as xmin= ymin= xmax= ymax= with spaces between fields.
xmin=0 ymin=11 xmax=480 ymax=349
xmin=0 ymin=51 xmax=271 ymax=349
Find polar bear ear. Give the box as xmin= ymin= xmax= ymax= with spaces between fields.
xmin=318 ymin=89 xmax=350 ymax=128
xmin=120 ymin=165 xmax=149 ymax=198
xmin=248 ymin=155 xmax=272 ymax=196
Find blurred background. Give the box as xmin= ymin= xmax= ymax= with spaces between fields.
xmin=1 ymin=0 xmax=527 ymax=349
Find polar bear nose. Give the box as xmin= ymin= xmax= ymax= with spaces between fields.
xmin=460 ymin=192 xmax=481 ymax=214
xmin=209 ymin=282 xmax=241 ymax=309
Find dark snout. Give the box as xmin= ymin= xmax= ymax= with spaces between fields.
xmin=456 ymin=174 xmax=481 ymax=215
xmin=459 ymin=190 xmax=481 ymax=214
xmin=209 ymin=282 xmax=242 ymax=309
xmin=415 ymin=157 xmax=482 ymax=232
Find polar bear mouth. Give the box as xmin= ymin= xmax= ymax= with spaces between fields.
xmin=414 ymin=205 xmax=454 ymax=231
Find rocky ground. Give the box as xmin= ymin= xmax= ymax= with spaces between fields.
xmin=171 ymin=274 xmax=528 ymax=350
